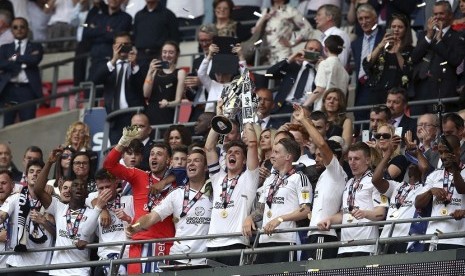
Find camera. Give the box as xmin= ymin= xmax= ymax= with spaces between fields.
xmin=303 ymin=50 xmax=320 ymax=61
xmin=159 ymin=61 xmax=170 ymax=69
xmin=120 ymin=44 xmax=132 ymax=54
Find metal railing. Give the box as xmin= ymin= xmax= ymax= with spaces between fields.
xmin=0 ymin=215 xmax=461 ymax=274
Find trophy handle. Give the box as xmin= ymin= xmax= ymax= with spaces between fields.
xmin=211 ymin=115 xmax=233 ymax=135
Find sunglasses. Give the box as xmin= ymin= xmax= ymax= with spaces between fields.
xmin=374 ymin=133 xmax=392 ymax=140
xmin=12 ymin=25 xmax=27 ymax=30
xmin=61 ymin=154 xmax=72 ymax=159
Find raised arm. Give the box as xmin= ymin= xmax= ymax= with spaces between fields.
xmin=143 ymin=59 xmax=159 ymax=99
xmin=293 ymin=105 xmax=333 ymax=165
xmin=35 ymin=148 xmax=62 ymax=209
xmin=371 ymin=148 xmax=391 ymax=194
xmin=205 ymin=101 xmax=222 ymax=166
xmin=243 ymin=123 xmax=259 ymax=170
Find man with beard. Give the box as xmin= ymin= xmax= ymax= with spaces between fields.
xmin=34 ymin=149 xmax=111 ymax=276
xmin=293 ymin=105 xmax=346 ymax=260
xmin=127 ymin=149 xmax=212 ymax=265
xmin=0 ymin=159 xmax=55 ymax=273
xmin=104 ymin=128 xmax=176 ymax=274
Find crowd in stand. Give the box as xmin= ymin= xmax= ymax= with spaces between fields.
xmin=2 ymin=0 xmax=465 ymax=275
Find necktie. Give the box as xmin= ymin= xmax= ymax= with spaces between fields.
xmin=16 ymin=40 xmax=21 ymax=55
xmin=114 ymin=60 xmax=127 ymax=111
xmin=294 ymin=64 xmax=311 ymax=100
xmin=358 ymin=35 xmax=372 ymax=79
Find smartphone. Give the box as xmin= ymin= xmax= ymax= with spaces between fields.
xmin=159 ymin=61 xmax=169 ymax=69
xmin=303 ymin=50 xmax=319 ymax=61
xmin=394 ymin=127 xmax=403 ymax=137
xmin=120 ymin=44 xmax=132 ymax=54
xmin=386 ymin=28 xmax=393 ymax=36
xmin=362 ymin=130 xmax=370 ymax=143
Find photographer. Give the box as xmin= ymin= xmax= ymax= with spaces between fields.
xmin=93 ymin=32 xmax=144 ymax=145
xmin=266 ymin=39 xmax=322 ymax=115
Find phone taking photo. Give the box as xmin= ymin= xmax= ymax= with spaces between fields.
xmin=120 ymin=44 xmax=132 ymax=54
xmin=159 ymin=61 xmax=169 ymax=69
xmin=303 ymin=50 xmax=319 ymax=61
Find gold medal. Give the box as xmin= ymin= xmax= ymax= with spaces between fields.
xmin=440 ymin=208 xmax=448 ymax=216
xmin=172 ymin=217 xmax=179 ymax=223
xmin=220 ymin=209 xmax=228 ymax=218
xmin=391 ymin=210 xmax=399 ymax=218
xmin=267 ymin=210 xmax=272 ymax=218
xmin=347 ymin=214 xmax=354 ymax=223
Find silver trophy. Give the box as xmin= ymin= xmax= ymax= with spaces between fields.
xmin=211 ymin=69 xmax=257 ymax=135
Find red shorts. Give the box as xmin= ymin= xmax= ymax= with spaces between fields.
xmin=127 ymin=241 xmax=172 ymax=274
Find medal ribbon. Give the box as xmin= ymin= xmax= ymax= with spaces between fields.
xmin=265 ymin=168 xmax=295 ymax=209
xmin=221 ymin=174 xmax=240 ymax=209
xmin=442 ymin=163 xmax=465 ymax=205
xmin=347 ymin=170 xmax=371 ymax=211
xmin=147 ymin=171 xmax=174 ymax=211
xmin=394 ymin=182 xmax=415 ymax=209
xmin=66 ymin=207 xmax=86 ymax=239
xmin=179 ymin=183 xmax=205 ymax=218
xmin=106 ymin=194 xmax=121 ymax=211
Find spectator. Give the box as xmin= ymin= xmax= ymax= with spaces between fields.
xmin=69 ymin=151 xmax=97 ymax=193
xmin=366 ymin=105 xmax=391 ymax=140
xmin=266 ymin=39 xmax=322 ymax=114
xmin=92 ymin=31 xmax=144 ymax=145
xmin=293 ymin=105 xmax=346 ymax=260
xmin=193 ymin=112 xmax=216 ymax=141
xmin=243 ymin=137 xmax=311 ymax=263
xmin=19 ymin=145 xmax=43 ymax=185
xmin=0 ymin=0 xmax=14 ymax=18
xmin=45 ymin=0 xmax=78 ymax=52
xmin=256 ymin=88 xmax=282 ymax=130
xmin=255 ymin=0 xmax=313 ymax=65
xmin=50 ymin=146 xmax=75 ymax=194
xmin=83 ymin=0 xmax=132 ymax=81
xmin=318 ymin=142 xmax=387 ymax=257
xmin=34 ymin=148 xmax=111 ymax=276
xmin=416 ymin=113 xmax=440 ymax=168
xmin=372 ymin=132 xmax=428 ymax=254
xmin=321 ymin=88 xmax=353 ymax=152
xmin=0 ymin=9 xmax=13 ymax=46
xmin=385 ymin=87 xmax=417 ymax=141
xmin=285 ymin=123 xmax=315 ymax=166
xmin=130 ymin=113 xmax=154 ymax=172
xmin=104 ymin=134 xmax=176 ymax=274
xmin=303 ymin=35 xmax=349 ymax=111
xmin=167 ymin=0 xmax=204 ymax=40
xmin=0 ymin=143 xmax=22 ymax=182
xmin=88 ymin=168 xmax=134 ymax=276
xmin=63 ymin=121 xmax=91 ymax=151
xmin=411 ymin=1 xmax=465 ymax=115
xmin=198 ymin=42 xmax=246 ymax=112
xmin=0 ymin=159 xmax=54 ymax=271
xmin=143 ymin=41 xmax=186 ymax=126
xmin=127 ymin=149 xmax=212 ymax=265
xmin=441 ymin=112 xmax=465 ymax=165
xmin=27 ymin=0 xmax=52 ymax=43
xmin=363 ymin=13 xmax=414 ymax=106
xmin=230 ymin=0 xmax=264 ymax=22
xmin=314 ymin=4 xmax=351 ymax=67
xmin=352 ymin=4 xmax=385 ymax=121
xmin=0 ymin=169 xmax=15 ymax=268
xmin=133 ymin=0 xmax=180 ymax=69
xmin=259 ymin=128 xmax=276 ymax=165
xmin=209 ymin=0 xmax=250 ymax=42
xmin=204 ymin=119 xmax=259 ymax=265
xmin=368 ymin=123 xmax=409 ymax=182
xmin=0 ymin=17 xmax=44 ymax=126
xmin=163 ymin=125 xmax=193 ymax=150
xmin=186 ymin=24 xmax=217 ymax=122
xmin=415 ymin=135 xmax=465 ymax=251
xmin=298 ymin=0 xmax=341 ymax=28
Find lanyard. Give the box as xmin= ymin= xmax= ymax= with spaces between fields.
xmin=221 ymin=174 xmax=241 ymax=209
xmin=347 ymin=170 xmax=371 ymax=211
xmin=265 ymin=168 xmax=295 ymax=209
xmin=106 ymin=194 xmax=121 ymax=211
xmin=394 ymin=182 xmax=415 ymax=209
xmin=179 ymin=183 xmax=205 ymax=218
xmin=147 ymin=171 xmax=174 ymax=211
xmin=66 ymin=207 xmax=86 ymax=239
xmin=442 ymin=163 xmax=465 ymax=205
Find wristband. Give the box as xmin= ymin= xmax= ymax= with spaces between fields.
xmin=277 ymin=217 xmax=284 ymax=223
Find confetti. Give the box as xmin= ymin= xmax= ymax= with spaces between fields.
xmin=265 ymin=73 xmax=273 ymax=77
xmin=45 ymin=3 xmax=49 ymax=8
xmin=440 ymin=61 xmax=448 ymax=66
xmin=81 ymin=23 xmax=88 ymax=28
xmin=254 ymin=39 xmax=262 ymax=46
xmin=371 ymin=24 xmax=378 ymax=31
xmin=188 ymin=15 xmax=195 ymax=19
xmin=417 ymin=2 xmax=426 ymax=7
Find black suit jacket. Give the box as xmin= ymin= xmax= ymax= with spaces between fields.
xmin=265 ymin=117 xmax=285 ymax=130
xmin=411 ymin=29 xmax=465 ymax=98
xmin=0 ymin=41 xmax=43 ymax=99
xmin=398 ymin=115 xmax=417 ymax=141
xmin=92 ymin=62 xmax=145 ymax=114
xmin=266 ymin=59 xmax=315 ymax=109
